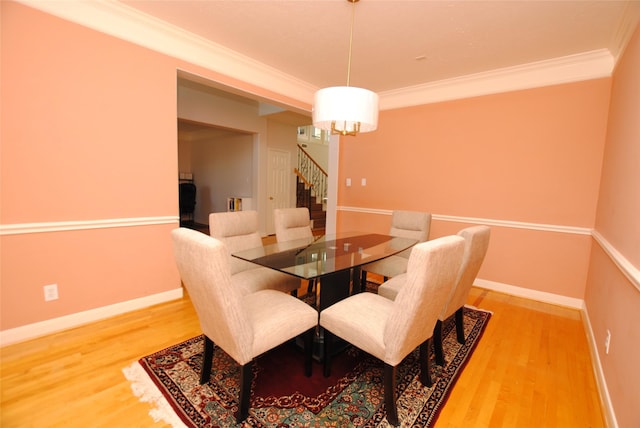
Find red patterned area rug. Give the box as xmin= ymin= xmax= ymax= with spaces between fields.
xmin=123 ymin=306 xmax=490 ymax=427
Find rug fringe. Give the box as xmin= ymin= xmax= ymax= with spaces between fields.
xmin=122 ymin=361 xmax=187 ymax=428
xmin=464 ymin=304 xmax=493 ymax=314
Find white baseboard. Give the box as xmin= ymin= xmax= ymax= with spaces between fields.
xmin=474 ymin=278 xmax=585 ymax=309
xmin=581 ymin=305 xmax=618 ymax=428
xmin=0 ymin=287 xmax=184 ymax=347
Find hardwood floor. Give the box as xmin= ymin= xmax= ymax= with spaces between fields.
xmin=438 ymin=288 xmax=604 ymax=427
xmin=0 ymin=287 xmax=605 ymax=427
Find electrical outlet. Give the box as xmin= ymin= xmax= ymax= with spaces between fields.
xmin=44 ymin=284 xmax=59 ymax=301
xmin=604 ymin=329 xmax=611 ymax=354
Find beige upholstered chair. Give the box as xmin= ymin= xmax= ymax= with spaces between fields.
xmin=320 ymin=235 xmax=465 ymax=426
xmin=171 ymin=228 xmax=317 ymax=423
xmin=378 ymin=226 xmax=490 ymax=366
xmin=274 ymin=207 xmax=316 ymax=295
xmin=209 ymin=210 xmax=300 ymax=295
xmin=360 ymin=210 xmax=431 ymax=291
xmin=433 ymin=225 xmax=490 ymax=365
xmin=274 ymin=207 xmax=314 ymax=243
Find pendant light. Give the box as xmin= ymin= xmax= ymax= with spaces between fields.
xmin=312 ymin=0 xmax=379 ymax=136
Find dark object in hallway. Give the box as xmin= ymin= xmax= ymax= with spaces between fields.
xmin=179 ymin=182 xmax=196 ymax=224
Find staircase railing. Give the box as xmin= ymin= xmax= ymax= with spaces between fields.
xmin=296 ymin=144 xmax=327 ymax=205
xmin=294 ymin=168 xmax=312 ymax=210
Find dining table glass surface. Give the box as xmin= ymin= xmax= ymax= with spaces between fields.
xmin=231 ymin=231 xmax=418 ymax=280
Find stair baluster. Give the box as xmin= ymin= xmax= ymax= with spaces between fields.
xmin=295 ymin=145 xmax=327 ymax=231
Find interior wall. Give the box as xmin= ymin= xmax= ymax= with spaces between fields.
xmin=585 ymin=23 xmax=640 ymax=428
xmin=2 ymin=7 xmax=637 ymax=426
xmin=0 ymin=2 xmax=305 ymax=334
xmin=298 ymin=131 xmax=329 ymax=172
xmin=177 ymin=138 xmax=192 ymax=173
xmin=305 ymin=142 xmax=329 ymax=172
xmin=0 ymin=2 xmax=181 ymax=331
xmin=337 ymin=78 xmax=611 ymax=299
xmin=177 ymin=81 xmax=269 ymax=228
xmin=178 ymin=82 xmax=264 ymax=133
xmin=191 ymin=134 xmax=253 ymax=223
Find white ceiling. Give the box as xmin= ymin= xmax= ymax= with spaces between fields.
xmin=119 ymin=0 xmax=639 ymax=95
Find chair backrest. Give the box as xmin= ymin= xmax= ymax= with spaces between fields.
xmin=209 ymin=210 xmax=264 ymax=275
xmin=389 ymin=210 xmax=432 ymax=258
xmin=441 ymin=225 xmax=491 ymax=319
xmin=274 ymin=207 xmax=314 ymax=243
xmin=171 ymin=228 xmax=253 ymax=364
xmin=383 ymin=235 xmax=465 ymax=366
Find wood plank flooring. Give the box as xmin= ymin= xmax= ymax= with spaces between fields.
xmin=0 ymin=287 xmax=605 ymax=427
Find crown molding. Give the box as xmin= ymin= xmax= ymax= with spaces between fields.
xmin=18 ymin=1 xmax=617 ymax=112
xmin=16 ymin=0 xmax=316 ymax=105
xmin=610 ymin=1 xmax=640 ymax=64
xmin=379 ymin=49 xmax=615 ymax=110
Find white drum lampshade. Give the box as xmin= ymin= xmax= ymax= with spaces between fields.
xmin=313 ymin=86 xmax=379 ymax=136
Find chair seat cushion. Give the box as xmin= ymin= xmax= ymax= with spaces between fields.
xmin=233 ymin=267 xmax=300 ymax=295
xmin=320 ymin=292 xmax=393 ymax=362
xmin=377 ymin=273 xmax=406 ymax=301
xmin=362 ymin=255 xmax=409 ymax=279
xmin=245 ymin=290 xmax=318 ymax=359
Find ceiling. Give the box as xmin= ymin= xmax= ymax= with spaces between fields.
xmin=120 ymin=0 xmax=638 ymax=95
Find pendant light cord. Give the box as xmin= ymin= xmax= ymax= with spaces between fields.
xmin=346 ymin=0 xmax=356 ymax=87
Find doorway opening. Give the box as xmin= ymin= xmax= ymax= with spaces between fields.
xmin=176 ymin=75 xmax=328 ymax=236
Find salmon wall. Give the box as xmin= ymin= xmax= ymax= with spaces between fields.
xmin=0 ymin=2 xmax=301 ymax=335
xmin=585 ymin=23 xmax=640 ymax=428
xmin=2 ymin=3 xmax=638 ymax=424
xmin=337 ymin=79 xmax=611 ymax=299
xmin=0 ymin=2 xmax=180 ymax=332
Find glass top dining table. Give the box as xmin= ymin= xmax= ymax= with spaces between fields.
xmin=232 ymin=231 xmax=418 ymax=281
xmin=233 ymin=231 xmax=418 ymax=360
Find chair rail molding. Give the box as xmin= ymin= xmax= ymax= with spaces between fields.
xmin=337 ymin=206 xmax=592 ymax=235
xmin=592 ymin=230 xmax=640 ymax=292
xmin=0 ymin=216 xmax=179 ymax=236
xmin=338 ymin=206 xmax=640 ymax=297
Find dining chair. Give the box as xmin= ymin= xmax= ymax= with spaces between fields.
xmin=171 ymin=227 xmax=317 ymax=423
xmin=274 ymin=207 xmax=314 ymax=242
xmin=433 ymin=225 xmax=490 ymax=365
xmin=378 ymin=225 xmax=490 ymax=366
xmin=274 ymin=207 xmax=317 ymax=295
xmin=209 ymin=210 xmax=300 ymax=295
xmin=360 ymin=210 xmax=431 ymax=292
xmin=319 ymin=235 xmax=465 ymax=426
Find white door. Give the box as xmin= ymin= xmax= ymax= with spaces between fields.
xmin=266 ymin=149 xmax=291 ymax=235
